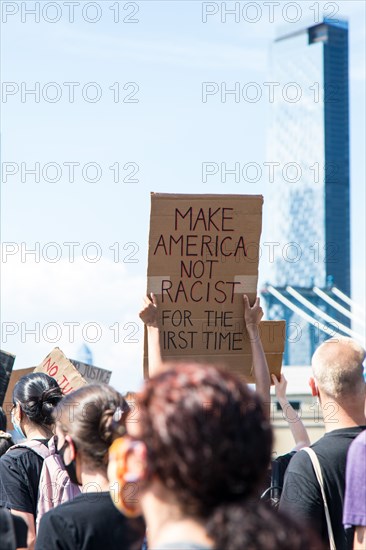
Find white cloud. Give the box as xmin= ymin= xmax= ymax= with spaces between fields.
xmin=0 ymin=256 xmax=147 ymax=392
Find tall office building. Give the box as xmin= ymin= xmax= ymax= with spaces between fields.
xmin=263 ymin=18 xmax=350 ymax=364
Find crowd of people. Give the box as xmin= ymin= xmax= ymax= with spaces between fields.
xmin=0 ymin=294 xmax=365 ymax=550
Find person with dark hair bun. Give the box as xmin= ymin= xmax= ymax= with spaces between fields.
xmin=108 ymin=363 xmax=323 ymax=550
xmin=0 ymin=372 xmax=62 ymax=549
xmin=35 ymin=384 xmax=145 ymax=550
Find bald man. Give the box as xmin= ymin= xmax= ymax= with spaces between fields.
xmin=279 ymin=337 xmax=366 ymax=550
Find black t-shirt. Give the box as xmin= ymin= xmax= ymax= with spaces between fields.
xmin=35 ymin=491 xmax=145 ymax=550
xmin=279 ymin=426 xmax=366 ymax=550
xmin=0 ymin=440 xmax=48 ymax=516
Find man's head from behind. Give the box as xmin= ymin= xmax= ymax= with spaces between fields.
xmin=310 ymin=337 xmax=365 ymax=402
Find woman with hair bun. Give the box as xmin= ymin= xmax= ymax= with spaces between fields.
xmin=108 ymin=363 xmax=323 ymax=550
xmin=0 ymin=372 xmax=63 ymax=549
xmin=35 ymin=384 xmax=145 ymax=550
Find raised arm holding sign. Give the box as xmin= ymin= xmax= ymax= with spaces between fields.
xmin=139 ymin=293 xmax=164 ymax=377
xmin=143 ymin=193 xmax=285 ymax=382
xmin=140 ymin=291 xmax=272 ymax=419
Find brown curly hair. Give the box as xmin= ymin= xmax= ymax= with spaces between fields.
xmin=135 ymin=363 xmax=323 ymax=550
xmin=136 ymin=362 xmax=273 ymax=517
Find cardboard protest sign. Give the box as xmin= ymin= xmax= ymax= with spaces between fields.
xmin=0 ymin=349 xmax=16 ymax=407
xmin=69 ymin=359 xmax=112 ymax=385
xmin=3 ymin=367 xmax=34 ymax=430
xmin=2 ymin=351 xmax=111 ymax=430
xmin=144 ymin=193 xmax=285 ymax=382
xmin=34 ymin=347 xmax=87 ymax=395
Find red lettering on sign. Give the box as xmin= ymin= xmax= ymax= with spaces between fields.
xmin=43 ymin=357 xmax=59 ymax=377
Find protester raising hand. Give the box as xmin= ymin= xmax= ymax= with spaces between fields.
xmin=243 ymin=295 xmax=270 ymax=419
xmin=243 ymin=295 xmax=264 ymax=334
xmin=271 ymin=373 xmax=310 ymax=450
xmin=271 ymin=372 xmax=288 ymax=401
xmin=139 ymin=293 xmax=159 ymax=328
xmin=139 ymin=293 xmax=165 ymax=376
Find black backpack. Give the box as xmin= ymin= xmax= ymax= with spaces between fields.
xmin=261 ymin=451 xmax=296 ymax=508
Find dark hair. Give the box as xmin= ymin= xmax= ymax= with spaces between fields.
xmin=0 ymin=406 xmax=14 ymax=456
xmin=56 ymin=384 xmax=129 ymax=470
xmin=207 ymin=499 xmax=324 ymax=550
xmin=0 ymin=406 xmax=7 ymax=431
xmin=0 ymin=431 xmax=14 ymax=457
xmin=136 ymin=363 xmax=322 ymax=550
xmin=137 ymin=363 xmax=272 ymax=515
xmin=13 ymin=373 xmax=63 ymax=428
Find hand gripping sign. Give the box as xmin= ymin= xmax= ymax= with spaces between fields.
xmin=144 ymin=193 xmax=285 ymax=382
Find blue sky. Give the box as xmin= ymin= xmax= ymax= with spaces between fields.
xmin=1 ymin=1 xmax=365 ymax=391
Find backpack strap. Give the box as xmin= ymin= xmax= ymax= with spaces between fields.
xmin=302 ymin=447 xmax=336 ymax=550
xmin=8 ymin=439 xmax=50 ymax=460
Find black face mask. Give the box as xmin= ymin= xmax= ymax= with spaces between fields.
xmin=56 ymin=438 xmax=82 ymax=486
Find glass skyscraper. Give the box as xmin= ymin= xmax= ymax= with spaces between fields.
xmin=264 ymin=18 xmax=350 ymax=365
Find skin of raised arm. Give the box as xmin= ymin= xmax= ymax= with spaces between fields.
xmin=354 ymin=526 xmax=366 ymax=549
xmin=271 ymin=373 xmax=310 ymax=448
xmin=243 ymin=295 xmax=270 ymax=419
xmin=139 ymin=293 xmax=165 ymax=377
